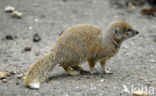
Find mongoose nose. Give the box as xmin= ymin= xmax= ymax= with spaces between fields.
xmin=136 ymin=31 xmax=139 ymax=34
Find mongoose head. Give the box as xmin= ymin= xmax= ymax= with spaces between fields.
xmin=109 ymin=21 xmax=139 ymax=41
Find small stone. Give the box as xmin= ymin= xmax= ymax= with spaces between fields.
xmin=9 ymin=71 xmax=16 ymax=75
xmin=133 ymin=91 xmax=148 ymax=96
xmin=35 ymin=52 xmax=40 ymax=56
xmin=4 ymin=6 xmax=15 ymax=12
xmin=33 ymin=33 xmax=41 ymax=42
xmin=16 ymin=73 xmax=23 ymax=79
xmin=12 ymin=11 xmax=22 ymax=18
xmin=24 ymin=47 xmax=32 ymax=51
xmin=145 ymin=82 xmax=150 ymax=86
xmin=100 ymin=79 xmax=105 ymax=82
xmin=5 ymin=35 xmax=14 ymax=40
xmin=0 ymin=72 xmax=8 ymax=79
xmin=34 ymin=18 xmax=39 ymax=22
xmin=149 ymin=59 xmax=155 ymax=63
xmin=2 ymin=79 xmax=7 ymax=83
xmin=143 ymin=66 xmax=147 ymax=69
xmin=16 ymin=82 xmax=19 ymax=85
xmin=29 ymin=26 xmax=32 ymax=30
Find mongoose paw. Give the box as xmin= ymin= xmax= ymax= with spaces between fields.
xmin=27 ymin=82 xmax=40 ymax=89
xmin=103 ymin=70 xmax=113 ymax=75
xmin=69 ymin=71 xmax=79 ymax=76
xmin=89 ymin=68 xmax=94 ymax=74
xmin=89 ymin=71 xmax=94 ymax=74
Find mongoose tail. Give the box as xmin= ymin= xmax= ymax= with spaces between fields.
xmin=24 ymin=52 xmax=56 ymax=89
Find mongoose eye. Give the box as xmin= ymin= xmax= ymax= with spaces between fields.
xmin=127 ymin=28 xmax=132 ymax=32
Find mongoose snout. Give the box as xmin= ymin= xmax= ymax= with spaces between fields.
xmin=136 ymin=31 xmax=139 ymax=34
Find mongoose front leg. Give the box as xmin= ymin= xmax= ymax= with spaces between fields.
xmin=100 ymin=60 xmax=113 ymax=74
xmin=88 ymin=59 xmax=95 ymax=73
xmin=62 ymin=65 xmax=79 ymax=75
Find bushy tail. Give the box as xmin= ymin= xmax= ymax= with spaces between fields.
xmin=24 ymin=52 xmax=56 ymax=89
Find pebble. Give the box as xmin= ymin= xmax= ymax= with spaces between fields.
xmin=149 ymin=58 xmax=155 ymax=63
xmin=145 ymin=82 xmax=151 ymax=86
xmin=100 ymin=79 xmax=105 ymax=82
xmin=29 ymin=26 xmax=32 ymax=30
xmin=33 ymin=33 xmax=41 ymax=42
xmin=5 ymin=35 xmax=14 ymax=40
xmin=2 ymin=79 xmax=7 ymax=83
xmin=133 ymin=91 xmax=148 ymax=96
xmin=12 ymin=11 xmax=22 ymax=18
xmin=34 ymin=18 xmax=39 ymax=22
xmin=4 ymin=6 xmax=15 ymax=12
xmin=16 ymin=82 xmax=19 ymax=85
xmin=0 ymin=72 xmax=8 ymax=79
xmin=24 ymin=47 xmax=32 ymax=52
xmin=9 ymin=71 xmax=16 ymax=76
xmin=16 ymin=73 xmax=23 ymax=79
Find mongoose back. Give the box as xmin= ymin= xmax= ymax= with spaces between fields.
xmin=24 ymin=21 xmax=139 ymax=89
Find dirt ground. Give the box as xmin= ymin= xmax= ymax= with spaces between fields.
xmin=0 ymin=0 xmax=156 ymax=96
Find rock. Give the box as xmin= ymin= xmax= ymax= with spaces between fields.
xmin=16 ymin=82 xmax=19 ymax=85
xmin=100 ymin=79 xmax=105 ymax=82
xmin=24 ymin=47 xmax=32 ymax=52
xmin=5 ymin=35 xmax=14 ymax=40
xmin=9 ymin=71 xmax=16 ymax=76
xmin=29 ymin=26 xmax=32 ymax=30
xmin=149 ymin=58 xmax=156 ymax=63
xmin=2 ymin=79 xmax=7 ymax=83
xmin=34 ymin=18 xmax=39 ymax=22
xmin=4 ymin=6 xmax=15 ymax=12
xmin=33 ymin=33 xmax=41 ymax=42
xmin=35 ymin=52 xmax=40 ymax=56
xmin=145 ymin=82 xmax=150 ymax=86
xmin=0 ymin=72 xmax=8 ymax=79
xmin=12 ymin=11 xmax=22 ymax=18
xmin=16 ymin=73 xmax=23 ymax=79
xmin=133 ymin=91 xmax=148 ymax=96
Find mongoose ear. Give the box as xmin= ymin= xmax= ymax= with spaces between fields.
xmin=114 ymin=26 xmax=122 ymax=39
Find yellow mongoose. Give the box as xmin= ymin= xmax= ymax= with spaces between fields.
xmin=24 ymin=21 xmax=139 ymax=89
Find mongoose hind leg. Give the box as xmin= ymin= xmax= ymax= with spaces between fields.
xmin=72 ymin=65 xmax=84 ymax=71
xmin=72 ymin=65 xmax=89 ymax=74
xmin=61 ymin=65 xmax=79 ymax=75
xmin=88 ymin=59 xmax=96 ymax=73
xmin=100 ymin=60 xmax=113 ymax=74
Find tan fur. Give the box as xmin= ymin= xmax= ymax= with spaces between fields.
xmin=24 ymin=21 xmax=139 ymax=89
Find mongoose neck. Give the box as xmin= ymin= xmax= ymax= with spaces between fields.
xmin=102 ymin=30 xmax=122 ymax=49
